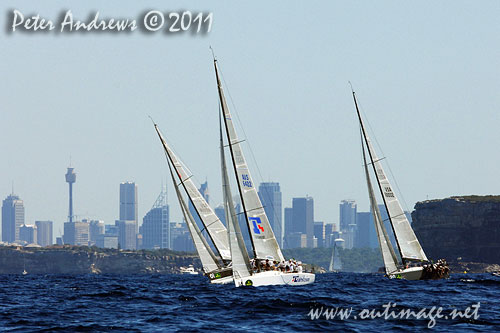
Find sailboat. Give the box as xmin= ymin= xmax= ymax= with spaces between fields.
xmin=214 ymin=57 xmax=315 ymax=287
xmin=153 ymin=124 xmax=234 ymax=284
xmin=352 ymin=88 xmax=449 ymax=280
xmin=328 ymin=243 xmax=342 ymax=272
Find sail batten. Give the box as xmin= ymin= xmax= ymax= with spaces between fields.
xmin=214 ymin=59 xmax=284 ymax=262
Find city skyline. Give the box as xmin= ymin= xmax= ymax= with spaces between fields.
xmin=1 ymin=2 xmax=499 ymax=240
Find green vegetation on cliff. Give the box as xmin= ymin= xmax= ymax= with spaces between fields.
xmin=0 ymin=245 xmax=200 ymax=274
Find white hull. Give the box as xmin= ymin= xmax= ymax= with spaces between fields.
xmin=388 ymin=266 xmax=423 ymax=280
xmin=234 ymin=271 xmax=315 ymax=287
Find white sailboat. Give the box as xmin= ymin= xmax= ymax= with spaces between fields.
xmin=352 ymin=88 xmax=449 ymax=280
xmin=214 ymin=57 xmax=315 ymax=287
xmin=153 ymin=124 xmax=233 ymax=284
xmin=329 ymin=243 xmax=342 ymax=272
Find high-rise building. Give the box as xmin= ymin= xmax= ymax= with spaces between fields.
xmin=120 ymin=182 xmax=138 ymax=233
xmin=1 ymin=194 xmax=25 ymax=243
xmin=35 ymin=220 xmax=53 ymax=247
xmin=339 ymin=200 xmax=357 ymax=232
xmin=142 ymin=189 xmax=170 ymax=250
xmin=314 ymin=221 xmax=325 ymax=248
xmin=291 ymin=197 xmax=314 ymax=248
xmin=283 ymin=207 xmax=293 ymax=247
xmin=171 ymin=221 xmax=195 ymax=252
xmin=19 ymin=224 xmax=37 ymax=244
xmin=116 ymin=220 xmax=136 ymax=250
xmin=258 ymin=182 xmax=283 ymax=247
xmin=63 ymin=220 xmax=89 ymax=246
xmin=88 ymin=220 xmax=105 ymax=246
xmin=96 ymin=234 xmax=118 ymax=249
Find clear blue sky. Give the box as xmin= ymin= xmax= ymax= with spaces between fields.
xmin=1 ymin=1 xmax=499 ymax=237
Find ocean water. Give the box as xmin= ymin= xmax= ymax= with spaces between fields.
xmin=0 ymin=273 xmax=498 ymax=332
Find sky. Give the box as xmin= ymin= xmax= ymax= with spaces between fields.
xmin=1 ymin=1 xmax=499 ymax=238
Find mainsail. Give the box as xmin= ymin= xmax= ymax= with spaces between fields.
xmin=153 ymin=124 xmax=231 ymax=262
xmin=353 ymin=91 xmax=428 ymax=263
xmin=213 ymin=59 xmax=284 ymax=262
xmin=168 ymin=158 xmax=221 ymax=273
xmin=219 ymin=113 xmax=252 ymax=279
xmin=361 ymin=132 xmax=399 ymax=274
xmin=333 ymin=244 xmax=342 ymax=271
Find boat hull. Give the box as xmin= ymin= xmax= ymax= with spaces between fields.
xmin=234 ymin=271 xmax=315 ymax=287
xmin=211 ymin=276 xmax=234 ymax=285
xmin=388 ymin=266 xmax=423 ymax=280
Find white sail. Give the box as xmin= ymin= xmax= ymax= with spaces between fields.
xmin=153 ymin=124 xmax=231 ymax=262
xmin=362 ymin=136 xmax=399 ymax=274
xmin=333 ymin=244 xmax=342 ymax=271
xmin=354 ymin=92 xmax=428 ymax=262
xmin=168 ymin=160 xmax=221 ymax=273
xmin=214 ymin=59 xmax=284 ymax=262
xmin=220 ymin=114 xmax=252 ymax=279
xmin=328 ymin=248 xmax=334 ymax=272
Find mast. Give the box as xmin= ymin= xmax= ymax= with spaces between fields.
xmin=212 ymin=57 xmax=284 ymax=262
xmin=213 ymin=58 xmax=257 ymax=259
xmin=351 ymin=90 xmax=405 ymax=265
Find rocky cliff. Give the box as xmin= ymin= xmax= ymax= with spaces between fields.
xmin=0 ymin=245 xmax=201 ymax=274
xmin=412 ymin=196 xmax=500 ymax=265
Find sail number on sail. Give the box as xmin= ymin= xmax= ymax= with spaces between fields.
xmin=242 ymin=174 xmax=253 ymax=188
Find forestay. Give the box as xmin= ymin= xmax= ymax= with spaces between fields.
xmin=214 ymin=59 xmax=284 ymax=262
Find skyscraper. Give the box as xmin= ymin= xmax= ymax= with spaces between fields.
xmin=258 ymin=182 xmax=283 ymax=247
xmin=116 ymin=220 xmax=136 ymax=250
xmin=142 ymin=188 xmax=170 ymax=250
xmin=291 ymin=197 xmax=314 ymax=248
xmin=19 ymin=224 xmax=37 ymax=244
xmin=314 ymin=221 xmax=325 ymax=248
xmin=339 ymin=200 xmax=357 ymax=231
xmin=1 ymin=194 xmax=25 ymax=243
xmin=63 ymin=220 xmax=89 ymax=246
xmin=118 ymin=182 xmax=138 ymax=247
xmin=355 ymin=212 xmax=373 ymax=248
xmin=65 ymin=167 xmax=76 ymax=223
xmin=88 ymin=220 xmax=105 ymax=246
xmin=120 ymin=182 xmax=138 ymax=227
xmin=35 ymin=220 xmax=53 ymax=247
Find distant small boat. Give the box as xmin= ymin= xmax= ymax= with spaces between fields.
xmin=180 ymin=265 xmax=198 ymax=275
xmin=492 ymin=272 xmax=500 ymax=277
xmin=22 ymin=269 xmax=27 ymax=275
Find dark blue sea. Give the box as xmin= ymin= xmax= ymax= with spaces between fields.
xmin=1 ymin=273 xmax=498 ymax=332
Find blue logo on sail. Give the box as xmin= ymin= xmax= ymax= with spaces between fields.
xmin=250 ymin=217 xmax=264 ymax=234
